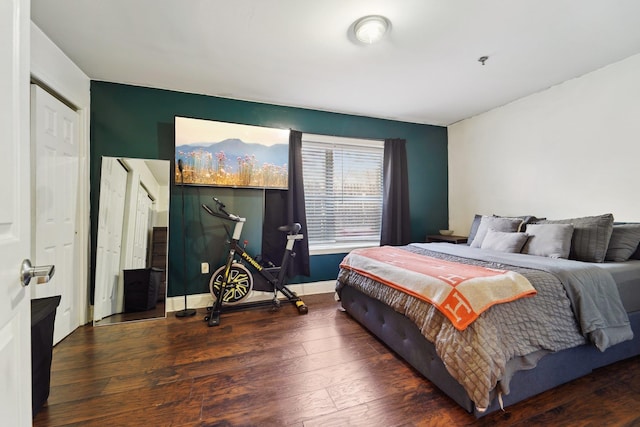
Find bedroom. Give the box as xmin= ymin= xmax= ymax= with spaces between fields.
xmin=2 ymin=0 xmax=640 ymax=425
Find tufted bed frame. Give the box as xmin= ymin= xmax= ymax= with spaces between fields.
xmin=339 ymin=284 xmax=640 ymax=417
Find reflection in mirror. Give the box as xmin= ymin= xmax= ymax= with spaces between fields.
xmin=94 ymin=157 xmax=170 ymax=325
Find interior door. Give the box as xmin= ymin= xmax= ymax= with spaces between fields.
xmin=94 ymin=158 xmax=128 ymax=321
xmin=125 ymin=182 xmax=152 ymax=270
xmin=116 ymin=181 xmax=151 ymax=312
xmin=132 ymin=185 xmax=152 ymax=269
xmin=30 ymin=84 xmax=80 ymax=345
xmin=0 ymin=0 xmax=33 ymax=424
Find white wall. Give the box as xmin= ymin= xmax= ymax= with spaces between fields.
xmin=31 ymin=23 xmax=90 ymax=109
xmin=116 ymin=158 xmax=170 ymax=227
xmin=122 ymin=158 xmax=162 ymax=201
xmin=448 ymin=53 xmax=640 ymax=237
xmin=155 ymin=184 xmax=169 ymax=227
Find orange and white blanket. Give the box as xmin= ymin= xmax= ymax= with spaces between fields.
xmin=340 ymin=246 xmax=537 ymax=330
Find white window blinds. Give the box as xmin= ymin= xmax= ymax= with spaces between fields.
xmin=301 ymin=134 xmax=384 ymax=250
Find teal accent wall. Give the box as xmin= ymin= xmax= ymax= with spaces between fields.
xmin=90 ymin=81 xmax=448 ymax=297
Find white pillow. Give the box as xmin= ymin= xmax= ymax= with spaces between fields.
xmin=480 ymin=230 xmax=529 ymax=253
xmin=521 ymin=223 xmax=574 ymax=259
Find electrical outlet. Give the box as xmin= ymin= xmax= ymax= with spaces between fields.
xmin=201 ymin=262 xmax=209 ymax=274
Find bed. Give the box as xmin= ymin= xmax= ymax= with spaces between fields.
xmin=335 ymin=214 xmax=640 ymax=416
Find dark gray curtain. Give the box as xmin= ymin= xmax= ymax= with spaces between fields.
xmin=381 ymin=138 xmax=411 ymax=246
xmin=260 ymin=130 xmax=310 ymax=277
xmin=287 ymin=130 xmax=310 ymax=276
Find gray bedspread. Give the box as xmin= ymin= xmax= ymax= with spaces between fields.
xmin=415 ymin=243 xmax=633 ymax=351
xmin=336 ymin=243 xmax=633 ymax=411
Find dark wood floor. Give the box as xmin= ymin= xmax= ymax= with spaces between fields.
xmin=93 ymin=301 xmax=166 ymax=326
xmin=34 ymin=293 xmax=640 ymax=426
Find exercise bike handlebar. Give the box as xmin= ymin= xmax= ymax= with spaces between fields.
xmin=201 ymin=203 xmax=244 ymax=222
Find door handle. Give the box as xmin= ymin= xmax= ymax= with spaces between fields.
xmin=20 ymin=259 xmax=55 ymax=286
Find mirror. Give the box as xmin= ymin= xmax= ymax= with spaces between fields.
xmin=94 ymin=157 xmax=170 ymax=325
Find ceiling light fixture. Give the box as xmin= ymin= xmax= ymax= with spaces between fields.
xmin=353 ymin=15 xmax=390 ymax=44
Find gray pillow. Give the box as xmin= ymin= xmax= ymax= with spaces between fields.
xmin=521 ymin=223 xmax=574 ymax=259
xmin=470 ymin=216 xmax=523 ymax=248
xmin=493 ymin=214 xmax=543 ymax=232
xmin=480 ymin=230 xmax=529 ymax=253
xmin=536 ymin=213 xmax=614 ymax=263
xmin=605 ymin=224 xmax=640 ymax=262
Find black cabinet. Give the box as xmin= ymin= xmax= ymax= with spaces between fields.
xmin=123 ymin=268 xmax=164 ymax=312
xmin=31 ymin=295 xmax=61 ymax=417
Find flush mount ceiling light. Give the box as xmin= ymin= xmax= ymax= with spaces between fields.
xmin=353 ymin=15 xmax=390 ymax=44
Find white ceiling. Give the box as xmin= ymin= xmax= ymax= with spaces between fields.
xmin=31 ymin=0 xmax=640 ymax=126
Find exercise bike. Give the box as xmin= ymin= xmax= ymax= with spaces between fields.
xmin=201 ymin=197 xmax=308 ymax=326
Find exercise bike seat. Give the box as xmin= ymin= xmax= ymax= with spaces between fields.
xmin=278 ymin=223 xmax=301 ymax=234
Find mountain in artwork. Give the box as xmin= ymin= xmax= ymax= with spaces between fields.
xmin=175 ymin=138 xmax=289 ymax=188
xmin=176 ymin=138 xmax=288 ymax=173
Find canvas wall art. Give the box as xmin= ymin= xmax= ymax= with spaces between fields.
xmin=175 ymin=116 xmax=289 ymax=189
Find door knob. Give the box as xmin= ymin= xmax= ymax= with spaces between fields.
xmin=20 ymin=259 xmax=55 ymax=286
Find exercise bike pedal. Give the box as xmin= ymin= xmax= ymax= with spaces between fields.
xmin=207 ymin=311 xmax=221 ymax=326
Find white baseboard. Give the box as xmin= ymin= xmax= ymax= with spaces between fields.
xmin=166 ymin=280 xmax=337 ymax=313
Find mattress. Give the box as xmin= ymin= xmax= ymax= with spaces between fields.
xmin=595 ymin=260 xmax=640 ymax=312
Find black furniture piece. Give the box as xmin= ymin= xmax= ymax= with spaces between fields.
xmin=425 ymin=234 xmax=468 ymax=244
xmin=123 ymin=267 xmax=164 ymax=312
xmin=150 ymin=226 xmax=167 ymax=302
xmin=31 ymin=295 xmax=61 ymax=417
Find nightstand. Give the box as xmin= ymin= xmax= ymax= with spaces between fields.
xmin=425 ymin=235 xmax=468 ymax=244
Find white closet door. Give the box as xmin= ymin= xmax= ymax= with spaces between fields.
xmin=94 ymin=158 xmax=128 ymax=321
xmin=30 ymin=84 xmax=80 ymax=344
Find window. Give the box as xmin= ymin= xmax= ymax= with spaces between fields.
xmin=301 ymin=134 xmax=384 ymax=253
